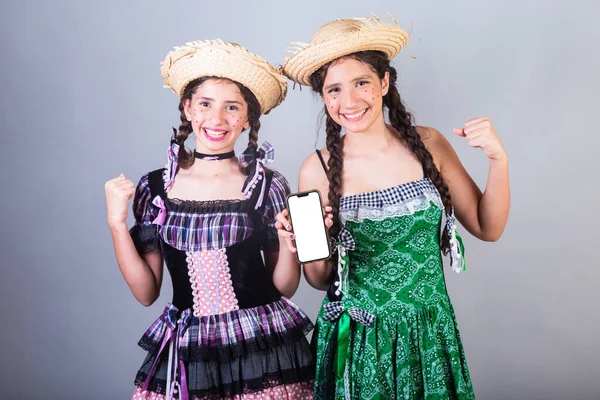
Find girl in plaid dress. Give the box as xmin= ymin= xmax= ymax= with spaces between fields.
xmin=104 ymin=40 xmax=314 ymax=399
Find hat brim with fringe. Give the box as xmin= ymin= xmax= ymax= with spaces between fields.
xmin=282 ymin=15 xmax=409 ymax=87
xmin=161 ymin=40 xmax=287 ymax=115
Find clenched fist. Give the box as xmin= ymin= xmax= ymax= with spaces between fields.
xmin=105 ymin=174 xmax=135 ymax=228
xmin=453 ymin=116 xmax=507 ymax=162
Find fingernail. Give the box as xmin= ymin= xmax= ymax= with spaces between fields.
xmin=290 ymin=234 xmax=295 ymax=240
xmin=286 ymin=225 xmax=291 ymax=230
xmin=292 ymin=248 xmax=296 ymax=253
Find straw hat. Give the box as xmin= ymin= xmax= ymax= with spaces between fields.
xmin=161 ymin=39 xmax=287 ymax=115
xmin=282 ymin=15 xmax=409 ymax=86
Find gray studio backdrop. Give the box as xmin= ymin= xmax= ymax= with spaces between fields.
xmin=1 ymin=0 xmax=599 ymax=399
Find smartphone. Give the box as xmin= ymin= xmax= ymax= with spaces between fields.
xmin=286 ymin=190 xmax=331 ymax=264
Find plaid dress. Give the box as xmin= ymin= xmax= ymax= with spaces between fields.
xmin=128 ymin=165 xmax=314 ymax=400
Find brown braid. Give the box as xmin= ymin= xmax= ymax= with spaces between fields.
xmin=247 ymin=119 xmax=260 ymax=153
xmin=239 ymin=87 xmax=261 ymax=176
xmin=309 ymin=70 xmax=344 ymax=239
xmin=384 ymin=69 xmax=453 ymax=254
xmin=310 ymin=67 xmax=345 ymax=300
xmin=175 ymin=77 xmax=262 ymax=176
xmin=324 ymin=115 xmax=344 ymax=239
xmin=309 ymin=50 xmax=453 ymax=255
xmin=175 ymin=79 xmax=198 ymax=169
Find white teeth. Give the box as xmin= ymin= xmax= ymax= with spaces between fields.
xmin=343 ymin=109 xmax=366 ymax=119
xmin=204 ymin=129 xmax=227 ymax=137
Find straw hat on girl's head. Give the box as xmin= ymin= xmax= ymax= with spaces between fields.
xmin=161 ymin=39 xmax=287 ymax=115
xmin=282 ymin=14 xmax=409 ymax=86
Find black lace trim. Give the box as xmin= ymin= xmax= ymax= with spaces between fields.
xmin=135 ymin=368 xmax=315 ymax=398
xmin=134 ymin=339 xmax=315 ymax=397
xmin=165 ymin=197 xmax=252 ymax=213
xmin=129 ymin=224 xmax=160 ymax=254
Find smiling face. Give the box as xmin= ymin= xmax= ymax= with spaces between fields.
xmin=183 ymin=78 xmax=250 ymax=153
xmin=320 ymin=56 xmax=390 ymax=135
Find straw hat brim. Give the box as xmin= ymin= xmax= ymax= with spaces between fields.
xmin=282 ymin=17 xmax=409 ymax=87
xmin=161 ymin=40 xmax=287 ymax=115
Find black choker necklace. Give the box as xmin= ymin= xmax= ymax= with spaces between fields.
xmin=194 ymin=150 xmax=235 ymax=161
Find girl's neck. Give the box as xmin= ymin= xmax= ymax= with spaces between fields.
xmin=344 ymin=121 xmax=395 ymax=156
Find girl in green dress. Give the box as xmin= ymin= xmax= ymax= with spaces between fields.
xmin=277 ymin=15 xmax=510 ymax=399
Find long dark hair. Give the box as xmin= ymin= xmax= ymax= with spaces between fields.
xmin=174 ymin=76 xmax=261 ymax=175
xmin=309 ymin=51 xmax=453 ymax=255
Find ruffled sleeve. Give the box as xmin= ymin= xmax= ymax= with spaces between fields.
xmin=261 ymin=171 xmax=291 ymax=253
xmin=129 ymin=173 xmax=161 ymax=254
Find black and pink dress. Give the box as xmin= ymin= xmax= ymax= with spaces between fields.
xmin=128 ymin=141 xmax=314 ymax=400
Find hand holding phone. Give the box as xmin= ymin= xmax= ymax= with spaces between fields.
xmin=275 ymin=205 xmax=334 ymax=255
xmin=283 ymin=190 xmax=332 ymax=264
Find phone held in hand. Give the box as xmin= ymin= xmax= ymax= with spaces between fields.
xmin=286 ymin=190 xmax=331 ymax=264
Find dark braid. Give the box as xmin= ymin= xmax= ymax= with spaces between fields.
xmin=324 ymin=115 xmax=344 ymax=239
xmin=384 ymin=67 xmax=453 ymax=254
xmin=239 ymin=87 xmax=261 ymax=176
xmin=247 ymin=119 xmax=260 ymax=153
xmin=239 ymin=118 xmax=262 ymax=177
xmin=310 ymin=69 xmax=344 ymax=239
xmin=310 ymin=66 xmax=345 ymax=300
xmin=175 ymin=78 xmax=201 ymax=169
xmin=175 ymin=76 xmax=262 ymax=176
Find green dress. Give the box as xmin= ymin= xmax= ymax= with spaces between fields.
xmin=313 ymin=178 xmax=475 ymax=400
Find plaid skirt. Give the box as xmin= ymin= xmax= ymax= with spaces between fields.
xmin=132 ymin=297 xmax=315 ymax=399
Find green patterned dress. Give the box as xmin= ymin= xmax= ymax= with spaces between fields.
xmin=313 ymin=178 xmax=474 ymax=400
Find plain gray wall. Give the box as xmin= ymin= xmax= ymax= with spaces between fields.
xmin=1 ymin=0 xmax=599 ymax=399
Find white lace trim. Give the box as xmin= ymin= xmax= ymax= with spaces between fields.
xmin=341 ymin=190 xmax=444 ymax=224
xmin=186 ymin=249 xmax=239 ymax=317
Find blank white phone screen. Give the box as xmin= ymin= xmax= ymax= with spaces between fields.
xmin=288 ymin=192 xmax=330 ymax=263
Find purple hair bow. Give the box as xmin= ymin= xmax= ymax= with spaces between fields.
xmin=164 ymin=129 xmax=180 ymax=193
xmin=238 ymin=141 xmax=275 ymax=168
xmin=240 ymin=142 xmax=275 ymax=208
